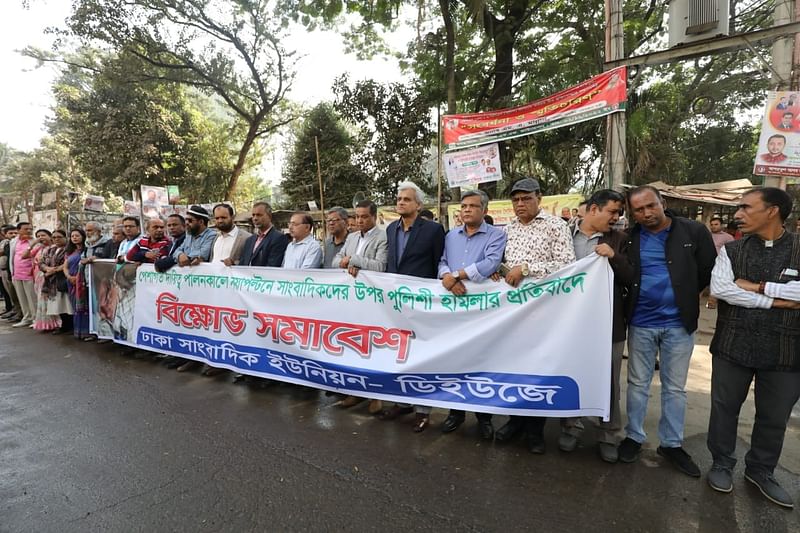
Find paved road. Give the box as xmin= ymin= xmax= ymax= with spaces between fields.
xmin=1 ymin=321 xmax=799 ymax=532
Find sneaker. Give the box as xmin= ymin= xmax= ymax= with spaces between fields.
xmin=707 ymin=465 xmax=733 ymax=493
xmin=12 ymin=320 xmax=32 ymax=328
xmin=598 ymin=442 xmax=619 ymax=464
xmin=618 ymin=437 xmax=642 ymax=463
xmin=745 ymin=470 xmax=794 ymax=508
xmin=657 ymin=446 xmax=701 ymax=478
xmin=558 ymin=432 xmax=578 ymax=452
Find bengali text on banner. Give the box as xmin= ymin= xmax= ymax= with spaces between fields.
xmin=442 ymin=67 xmax=627 ymax=151
xmin=89 ymin=256 xmax=613 ymax=418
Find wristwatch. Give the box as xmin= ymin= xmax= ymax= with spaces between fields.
xmin=451 ymin=271 xmax=461 ymax=280
xmin=521 ymin=263 xmax=530 ymax=276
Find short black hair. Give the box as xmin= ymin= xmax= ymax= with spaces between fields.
xmin=587 ymin=189 xmax=625 ymax=210
xmin=768 ymin=134 xmax=787 ymax=143
xmin=627 ymin=185 xmax=663 ymax=204
xmin=35 ymin=229 xmax=52 ymax=237
xmin=710 ymin=216 xmax=723 ymax=223
xmin=16 ymin=222 xmax=30 ymax=230
xmin=484 ymin=214 xmax=494 ymax=225
xmin=1 ymin=224 xmax=15 ymax=233
xmin=292 ymin=212 xmax=314 ymax=227
xmin=355 ymin=199 xmax=378 ymax=217
xmin=167 ymin=214 xmax=185 ymax=224
xmin=419 ymin=209 xmax=435 ymax=220
xmin=213 ymin=203 xmax=235 ymax=217
xmin=122 ymin=216 xmax=140 ymax=227
xmin=745 ymin=187 xmax=793 ymax=222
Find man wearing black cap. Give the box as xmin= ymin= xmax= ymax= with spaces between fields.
xmin=495 ymin=176 xmax=576 ymax=454
xmin=171 ymin=206 xmax=219 ymax=374
xmin=173 ymin=205 xmax=217 ymax=268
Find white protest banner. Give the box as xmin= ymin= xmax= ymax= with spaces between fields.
xmin=444 ymin=143 xmax=502 ymax=187
xmin=754 ymin=91 xmax=800 ymax=177
xmin=97 ymin=256 xmax=614 ymax=418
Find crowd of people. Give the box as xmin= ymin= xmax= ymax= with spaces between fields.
xmin=1 ymin=178 xmax=798 ymax=510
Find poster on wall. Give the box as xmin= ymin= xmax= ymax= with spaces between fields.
xmin=83 ymin=195 xmax=105 ymax=212
xmin=754 ymin=91 xmax=800 ymax=177
xmin=443 ymin=143 xmax=503 ymax=187
xmin=31 ymin=209 xmax=59 ymax=232
xmin=140 ymin=185 xmax=169 ymax=219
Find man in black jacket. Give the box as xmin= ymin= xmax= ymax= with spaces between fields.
xmin=238 ymin=202 xmax=288 ymax=267
xmin=618 ymin=186 xmax=716 ymax=477
xmin=380 ymin=180 xmax=445 ymax=429
xmin=561 ymin=189 xmax=634 ymax=463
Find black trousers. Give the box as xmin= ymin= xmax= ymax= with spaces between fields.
xmin=707 ymin=355 xmax=800 ymax=475
xmin=448 ymin=409 xmax=491 ymax=422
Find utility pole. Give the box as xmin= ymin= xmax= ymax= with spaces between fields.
xmin=605 ymin=0 xmax=626 ymax=189
xmin=766 ymin=0 xmax=795 ymax=188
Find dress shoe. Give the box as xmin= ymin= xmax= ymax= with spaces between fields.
xmin=12 ymin=320 xmax=32 ymax=328
xmin=598 ymin=442 xmax=619 ymax=464
xmin=378 ymin=405 xmax=413 ymax=420
xmin=340 ymin=396 xmax=364 ymax=408
xmin=478 ymin=420 xmax=494 ymax=440
xmin=527 ymin=434 xmax=546 ymax=454
xmin=176 ymin=360 xmax=200 ymax=372
xmin=202 ymin=365 xmax=227 ymax=377
xmin=367 ymin=399 xmax=383 ymax=414
xmin=495 ymin=418 xmax=525 ymax=442
xmin=441 ymin=413 xmax=465 ymax=433
xmin=165 ymin=357 xmax=183 ymax=369
xmin=618 ymin=437 xmax=642 ymax=463
xmin=657 ymin=446 xmax=701 ymax=478
xmin=558 ymin=432 xmax=578 ymax=452
xmin=413 ymin=413 xmax=429 ymax=433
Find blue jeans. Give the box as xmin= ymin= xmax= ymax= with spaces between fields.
xmin=625 ymin=326 xmax=694 ymax=448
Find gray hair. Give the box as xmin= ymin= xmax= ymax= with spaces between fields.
xmin=327 ymin=207 xmax=349 ymax=222
xmin=461 ymin=189 xmax=489 ymax=211
xmin=85 ymin=221 xmax=102 ymax=232
xmin=397 ymin=181 xmax=425 ymax=205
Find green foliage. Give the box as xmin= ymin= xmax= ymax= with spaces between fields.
xmin=332 ymin=75 xmax=435 ymax=203
xmin=59 ymin=0 xmax=296 ymax=199
xmin=282 ymin=103 xmax=369 ymax=209
xmin=50 ymin=50 xmax=259 ymax=202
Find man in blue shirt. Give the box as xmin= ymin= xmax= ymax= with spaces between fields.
xmin=282 ymin=212 xmax=323 ymax=269
xmin=174 ymin=206 xmax=216 ymax=267
xmin=438 ymin=189 xmax=506 ymax=439
xmin=618 ymin=186 xmax=716 ymax=477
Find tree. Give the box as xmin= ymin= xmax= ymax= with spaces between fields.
xmin=48 ymin=50 xmax=261 ymax=203
xmin=55 ymin=0 xmax=296 ymax=199
xmin=332 ymin=76 xmax=435 ymax=203
xmin=282 ymin=103 xmax=369 ymax=209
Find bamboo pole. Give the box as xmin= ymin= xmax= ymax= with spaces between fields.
xmin=314 ymin=136 xmax=326 ymax=239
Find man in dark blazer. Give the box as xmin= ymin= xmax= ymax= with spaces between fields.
xmin=386 ymin=183 xmax=445 ymax=278
xmin=381 ymin=181 xmax=445 ymax=431
xmin=239 ymin=201 xmax=289 ymax=267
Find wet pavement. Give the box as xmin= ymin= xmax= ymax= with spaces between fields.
xmin=1 ymin=302 xmax=799 ymax=532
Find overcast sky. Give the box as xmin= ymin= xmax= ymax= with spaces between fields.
xmin=0 ymin=0 xmax=411 ymax=181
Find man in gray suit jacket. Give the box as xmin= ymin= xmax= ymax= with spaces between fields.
xmin=333 ymin=199 xmax=388 ymax=276
xmin=333 ymin=199 xmax=388 ymax=413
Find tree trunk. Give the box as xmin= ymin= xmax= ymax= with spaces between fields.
xmin=225 ymin=119 xmax=260 ymax=201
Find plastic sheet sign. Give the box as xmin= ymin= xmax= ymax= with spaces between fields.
xmin=444 ymin=143 xmax=503 ymax=187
